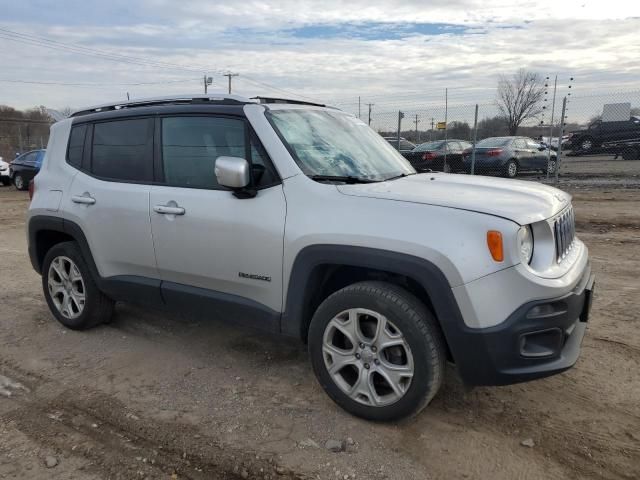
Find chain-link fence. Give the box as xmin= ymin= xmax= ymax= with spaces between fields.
xmin=337 ymin=89 xmax=640 ymax=186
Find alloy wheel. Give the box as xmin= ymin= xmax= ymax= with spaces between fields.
xmin=14 ymin=175 xmax=24 ymax=190
xmin=322 ymin=308 xmax=414 ymax=407
xmin=47 ymin=256 xmax=86 ymax=319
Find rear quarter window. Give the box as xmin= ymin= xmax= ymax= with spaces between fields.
xmin=67 ymin=125 xmax=87 ymax=168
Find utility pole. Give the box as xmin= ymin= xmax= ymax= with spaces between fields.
xmin=367 ymin=103 xmax=374 ymax=126
xmin=414 ymin=114 xmax=420 ymax=143
xmin=358 ymin=96 xmax=361 ymax=119
xmin=223 ymin=72 xmax=239 ymax=94
xmin=430 ymin=117 xmax=435 ymax=140
xmin=203 ymin=75 xmax=213 ymax=94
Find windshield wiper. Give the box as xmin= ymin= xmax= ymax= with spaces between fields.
xmin=383 ymin=172 xmax=416 ymax=182
xmin=309 ymin=175 xmax=379 ymax=184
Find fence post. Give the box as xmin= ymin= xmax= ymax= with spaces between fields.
xmin=443 ymin=88 xmax=448 ymax=171
xmin=471 ymin=104 xmax=479 ymax=175
xmin=396 ymin=111 xmax=404 ymax=151
xmin=555 ymin=96 xmax=567 ymax=184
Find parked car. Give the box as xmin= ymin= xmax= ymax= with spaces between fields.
xmin=0 ymin=157 xmax=11 ymax=186
xmin=10 ymin=149 xmax=45 ymax=190
xmin=540 ymin=136 xmax=569 ymax=151
xmin=382 ymin=136 xmax=415 ymax=155
xmin=404 ymin=139 xmax=473 ymax=172
xmin=463 ymin=136 xmax=557 ymax=178
xmin=566 ymin=116 xmax=640 ymax=154
xmin=27 ymin=94 xmax=594 ymax=421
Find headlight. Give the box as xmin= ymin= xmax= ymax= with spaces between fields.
xmin=517 ymin=226 xmax=534 ymax=264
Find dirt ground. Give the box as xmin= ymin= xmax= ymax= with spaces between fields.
xmin=1 ymin=163 xmax=639 ymax=479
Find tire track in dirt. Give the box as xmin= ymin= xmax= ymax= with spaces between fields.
xmin=0 ymin=361 xmax=307 ymax=480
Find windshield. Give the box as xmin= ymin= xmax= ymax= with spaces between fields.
xmin=414 ymin=141 xmax=445 ymax=152
xmin=476 ymin=137 xmax=511 ymax=148
xmin=268 ymin=109 xmax=415 ymax=181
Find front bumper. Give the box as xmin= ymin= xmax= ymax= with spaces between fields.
xmin=448 ymin=266 xmax=594 ymax=386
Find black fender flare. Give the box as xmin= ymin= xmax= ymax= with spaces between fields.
xmin=280 ymin=245 xmax=466 ymax=350
xmin=28 ymin=215 xmax=100 ymax=280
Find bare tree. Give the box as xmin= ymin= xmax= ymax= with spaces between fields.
xmin=496 ymin=69 xmax=545 ymax=135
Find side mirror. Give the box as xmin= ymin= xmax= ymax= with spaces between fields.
xmin=215 ymin=156 xmax=250 ymax=189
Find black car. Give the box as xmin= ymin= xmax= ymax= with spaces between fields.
xmin=567 ymin=116 xmax=640 ymax=154
xmin=404 ymin=139 xmax=473 ymax=172
xmin=462 ymin=137 xmax=556 ymax=178
xmin=10 ymin=149 xmax=45 ymax=190
xmin=383 ymin=136 xmax=416 ymax=155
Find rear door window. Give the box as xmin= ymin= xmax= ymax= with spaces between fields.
xmin=91 ymin=118 xmax=153 ymax=182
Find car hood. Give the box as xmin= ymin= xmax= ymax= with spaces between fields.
xmin=337 ymin=173 xmax=571 ymax=225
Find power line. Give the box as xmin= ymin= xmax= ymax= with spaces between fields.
xmin=0 ymin=78 xmax=200 ymax=87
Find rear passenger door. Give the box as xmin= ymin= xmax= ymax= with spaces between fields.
xmin=149 ymin=115 xmax=286 ymax=327
xmin=64 ymin=118 xmax=158 ymax=280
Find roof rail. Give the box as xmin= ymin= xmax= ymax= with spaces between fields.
xmin=70 ymin=93 xmax=255 ymax=118
xmin=251 ymin=96 xmax=328 ymax=108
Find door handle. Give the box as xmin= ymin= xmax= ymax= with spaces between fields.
xmin=71 ymin=194 xmax=96 ymax=205
xmin=153 ymin=204 xmax=185 ymax=215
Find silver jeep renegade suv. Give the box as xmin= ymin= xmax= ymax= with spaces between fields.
xmin=27 ymin=94 xmax=595 ymax=421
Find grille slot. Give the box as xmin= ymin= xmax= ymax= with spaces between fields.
xmin=554 ymin=207 xmax=575 ymax=262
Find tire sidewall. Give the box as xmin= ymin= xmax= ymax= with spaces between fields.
xmin=42 ymin=242 xmax=102 ymax=330
xmin=14 ymin=175 xmax=25 ymax=190
xmin=505 ymin=160 xmax=518 ymax=178
xmin=308 ymin=285 xmax=440 ymax=421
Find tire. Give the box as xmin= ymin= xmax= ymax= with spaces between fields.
xmin=577 ymin=137 xmax=594 ymax=153
xmin=42 ymin=241 xmax=114 ymax=330
xmin=547 ymin=159 xmax=557 ymax=174
xmin=504 ymin=160 xmax=518 ymax=178
xmin=621 ymin=148 xmax=640 ymax=161
xmin=308 ymin=281 xmax=446 ymax=421
xmin=14 ymin=174 xmax=26 ymax=191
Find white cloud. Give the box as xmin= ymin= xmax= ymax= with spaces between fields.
xmin=0 ymin=0 xmax=638 ymax=125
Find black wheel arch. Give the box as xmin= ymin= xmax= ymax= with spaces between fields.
xmin=28 ymin=215 xmax=100 ymax=282
xmin=281 ymin=245 xmax=463 ymax=360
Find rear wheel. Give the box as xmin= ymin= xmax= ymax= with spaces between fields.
xmin=547 ymin=159 xmax=557 ymax=174
xmin=14 ymin=174 xmax=26 ymax=191
xmin=308 ymin=281 xmax=445 ymax=421
xmin=504 ymin=160 xmax=518 ymax=178
xmin=42 ymin=241 xmax=114 ymax=330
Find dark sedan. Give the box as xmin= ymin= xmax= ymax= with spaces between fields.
xmin=10 ymin=149 xmax=45 ymax=190
xmin=462 ymin=137 xmax=556 ymax=178
xmin=404 ymin=139 xmax=472 ymax=172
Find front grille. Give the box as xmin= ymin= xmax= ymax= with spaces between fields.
xmin=554 ymin=207 xmax=576 ymax=262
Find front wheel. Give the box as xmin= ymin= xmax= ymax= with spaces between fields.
xmin=308 ymin=281 xmax=445 ymax=421
xmin=547 ymin=159 xmax=557 ymax=174
xmin=578 ymin=137 xmax=594 ymax=153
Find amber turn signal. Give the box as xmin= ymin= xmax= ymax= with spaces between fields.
xmin=487 ymin=230 xmax=504 ymax=262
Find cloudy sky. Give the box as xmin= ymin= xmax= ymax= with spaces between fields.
xmin=1 ymin=0 xmax=639 ymax=126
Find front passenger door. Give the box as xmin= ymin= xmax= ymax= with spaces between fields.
xmin=149 ymin=115 xmax=286 ymax=330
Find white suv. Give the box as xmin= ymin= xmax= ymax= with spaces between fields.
xmin=27 ymin=94 xmax=594 ymax=421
